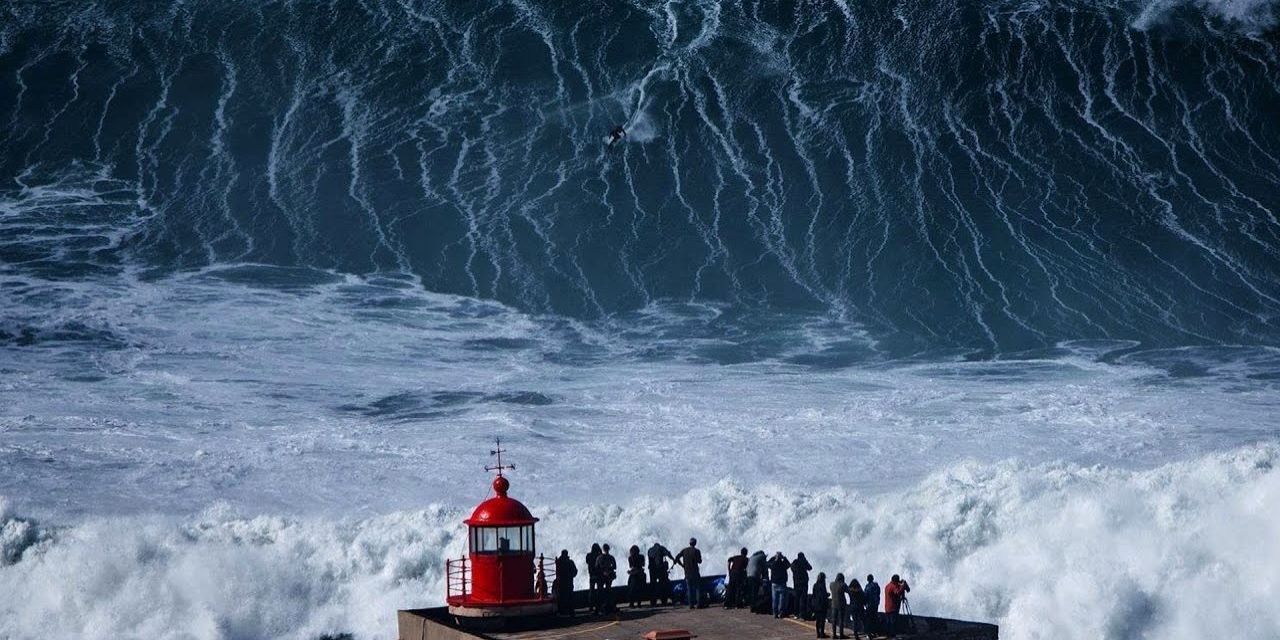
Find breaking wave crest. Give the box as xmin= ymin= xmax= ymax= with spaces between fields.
xmin=2 ymin=445 xmax=1277 ymax=640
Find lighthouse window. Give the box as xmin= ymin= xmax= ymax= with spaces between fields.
xmin=471 ymin=525 xmax=533 ymax=554
xmin=472 ymin=527 xmax=497 ymax=553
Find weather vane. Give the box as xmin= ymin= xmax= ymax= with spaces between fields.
xmin=486 ymin=437 xmax=515 ymax=477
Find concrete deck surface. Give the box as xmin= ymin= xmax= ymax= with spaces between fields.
xmin=400 ymin=603 xmax=998 ymax=640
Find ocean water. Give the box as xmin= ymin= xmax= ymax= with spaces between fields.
xmin=2 ymin=0 xmax=1279 ymax=638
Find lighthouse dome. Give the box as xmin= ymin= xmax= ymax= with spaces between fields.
xmin=464 ymin=476 xmax=539 ymax=526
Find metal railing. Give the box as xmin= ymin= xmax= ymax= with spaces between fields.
xmin=446 ymin=556 xmax=470 ymax=602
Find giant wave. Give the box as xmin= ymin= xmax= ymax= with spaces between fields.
xmin=2 ymin=0 xmax=1279 ymax=354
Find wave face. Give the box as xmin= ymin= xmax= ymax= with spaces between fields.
xmin=3 ymin=0 xmax=1280 ymax=354
xmin=3 ymin=446 xmax=1279 ymax=639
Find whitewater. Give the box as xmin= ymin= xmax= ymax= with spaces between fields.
xmin=2 ymin=0 xmax=1280 ymax=638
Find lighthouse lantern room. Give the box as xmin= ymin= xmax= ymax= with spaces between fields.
xmin=446 ymin=440 xmax=555 ymax=621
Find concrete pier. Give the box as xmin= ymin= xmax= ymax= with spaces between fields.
xmin=399 ymin=590 xmax=997 ymax=640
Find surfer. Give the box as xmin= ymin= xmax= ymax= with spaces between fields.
xmin=607 ymin=124 xmax=626 ymax=147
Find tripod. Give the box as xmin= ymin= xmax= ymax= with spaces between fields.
xmin=899 ymin=596 xmax=913 ymax=634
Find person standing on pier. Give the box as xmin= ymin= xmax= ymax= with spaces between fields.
xmin=596 ymin=544 xmax=618 ymax=613
xmin=884 ymin=574 xmax=911 ymax=636
xmin=626 ymin=545 xmax=647 ymax=608
xmin=829 ymin=573 xmax=849 ymax=639
xmin=675 ymin=538 xmax=704 ymax=609
xmin=746 ymin=549 xmax=768 ymax=611
xmin=647 ymin=541 xmax=675 ymax=606
xmin=586 ymin=544 xmax=602 ymax=613
xmin=863 ymin=574 xmax=881 ymax=633
xmin=812 ymin=572 xmax=830 ymax=638
xmin=725 ymin=548 xmax=749 ymax=609
xmin=767 ymin=552 xmax=791 ymax=618
xmin=554 ymin=550 xmax=578 ymax=616
xmin=791 ymin=552 xmax=813 ymax=619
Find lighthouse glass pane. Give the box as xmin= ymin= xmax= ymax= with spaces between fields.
xmin=500 ymin=526 xmax=526 ymax=553
xmin=476 ymin=527 xmax=498 ymax=553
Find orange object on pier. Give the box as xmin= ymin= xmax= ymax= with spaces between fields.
xmin=643 ymin=630 xmax=698 ymax=640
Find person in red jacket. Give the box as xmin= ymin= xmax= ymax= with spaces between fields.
xmin=883 ymin=574 xmax=911 ymax=636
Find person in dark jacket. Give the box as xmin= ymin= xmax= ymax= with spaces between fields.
xmin=791 ymin=552 xmax=813 ymax=619
xmin=554 ymin=550 xmax=578 ymax=615
xmin=596 ymin=544 xmax=618 ymax=613
xmin=767 ymin=552 xmax=791 ymax=618
xmin=746 ymin=550 xmax=768 ymax=613
xmin=586 ymin=543 xmax=602 ymax=612
xmin=829 ymin=573 xmax=848 ymax=639
xmin=863 ymin=574 xmax=881 ymax=633
xmin=725 ymin=548 xmax=749 ymax=609
xmin=812 ymin=572 xmax=830 ymax=638
xmin=675 ymin=538 xmax=703 ymax=609
xmin=626 ymin=545 xmax=647 ymax=608
xmin=646 ymin=542 xmax=675 ymax=606
xmin=847 ymin=578 xmax=867 ymax=638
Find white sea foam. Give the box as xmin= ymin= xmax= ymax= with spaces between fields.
xmin=3 ymin=269 xmax=1278 ymax=518
xmin=1 ymin=445 xmax=1276 ymax=639
xmin=1 ymin=272 xmax=1277 ymax=636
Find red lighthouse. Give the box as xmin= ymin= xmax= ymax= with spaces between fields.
xmin=446 ymin=440 xmax=555 ymax=622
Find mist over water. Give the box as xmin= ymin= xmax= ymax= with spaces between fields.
xmin=2 ymin=0 xmax=1280 ymax=638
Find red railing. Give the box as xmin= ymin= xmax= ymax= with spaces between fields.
xmin=446 ymin=556 xmax=470 ymax=603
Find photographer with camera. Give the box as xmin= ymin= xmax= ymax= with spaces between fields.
xmin=883 ymin=574 xmax=911 ymax=636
